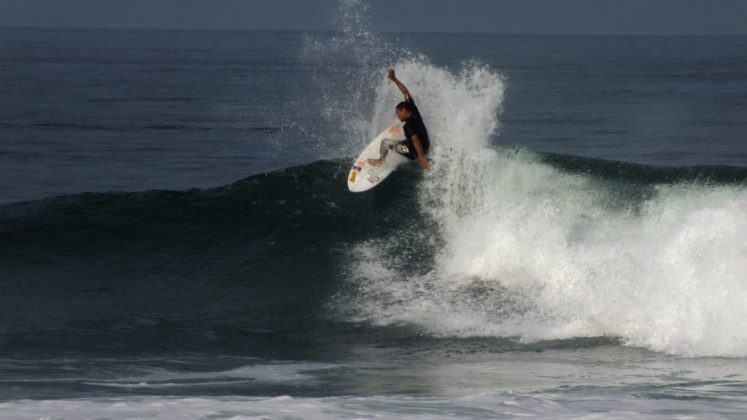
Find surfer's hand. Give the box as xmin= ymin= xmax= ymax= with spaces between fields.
xmin=419 ymin=158 xmax=431 ymax=170
xmin=388 ymin=69 xmax=396 ymax=81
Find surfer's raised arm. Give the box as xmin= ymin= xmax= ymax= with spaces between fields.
xmin=388 ymin=69 xmax=411 ymax=100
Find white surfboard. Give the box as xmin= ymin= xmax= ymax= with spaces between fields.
xmin=347 ymin=124 xmax=409 ymax=192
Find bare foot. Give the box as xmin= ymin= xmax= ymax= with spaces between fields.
xmin=367 ymin=158 xmax=382 ymax=166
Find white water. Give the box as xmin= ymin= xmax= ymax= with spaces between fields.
xmin=5 ymin=392 xmax=745 ymax=420
xmin=4 ymin=352 xmax=747 ymax=418
xmin=345 ymin=56 xmax=747 ymax=358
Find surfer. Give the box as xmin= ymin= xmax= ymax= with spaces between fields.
xmin=368 ymin=69 xmax=431 ymax=170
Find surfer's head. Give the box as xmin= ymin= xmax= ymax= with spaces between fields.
xmin=395 ymin=101 xmax=414 ymax=122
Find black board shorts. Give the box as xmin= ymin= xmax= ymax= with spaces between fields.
xmin=389 ymin=140 xmax=419 ymax=160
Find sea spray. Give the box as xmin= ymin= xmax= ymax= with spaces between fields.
xmin=304 ymin=0 xmax=747 ymax=358
xmin=342 ymin=59 xmax=747 ymax=357
xmin=300 ymin=0 xmax=408 ymax=158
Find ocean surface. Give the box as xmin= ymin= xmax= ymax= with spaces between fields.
xmin=2 ymin=5 xmax=747 ymax=419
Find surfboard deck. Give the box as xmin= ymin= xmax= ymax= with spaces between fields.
xmin=347 ymin=124 xmax=409 ymax=192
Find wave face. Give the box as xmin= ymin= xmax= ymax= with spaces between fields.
xmin=3 ymin=152 xmax=747 ymax=358
xmin=0 ymin=159 xmax=426 ymax=356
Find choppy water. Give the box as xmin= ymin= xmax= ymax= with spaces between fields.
xmin=2 ymin=1 xmax=747 ymax=418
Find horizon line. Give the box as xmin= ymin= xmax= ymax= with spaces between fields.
xmin=1 ymin=24 xmax=745 ymax=37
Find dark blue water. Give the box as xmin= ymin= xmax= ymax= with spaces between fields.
xmin=0 ymin=28 xmax=313 ymax=203
xmin=2 ymin=28 xmax=745 ymax=203
xmin=2 ymin=24 xmax=747 ymax=418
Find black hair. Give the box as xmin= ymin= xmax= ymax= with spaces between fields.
xmin=395 ymin=101 xmax=413 ymax=112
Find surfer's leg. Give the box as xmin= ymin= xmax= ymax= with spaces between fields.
xmin=367 ymin=139 xmax=394 ymax=166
